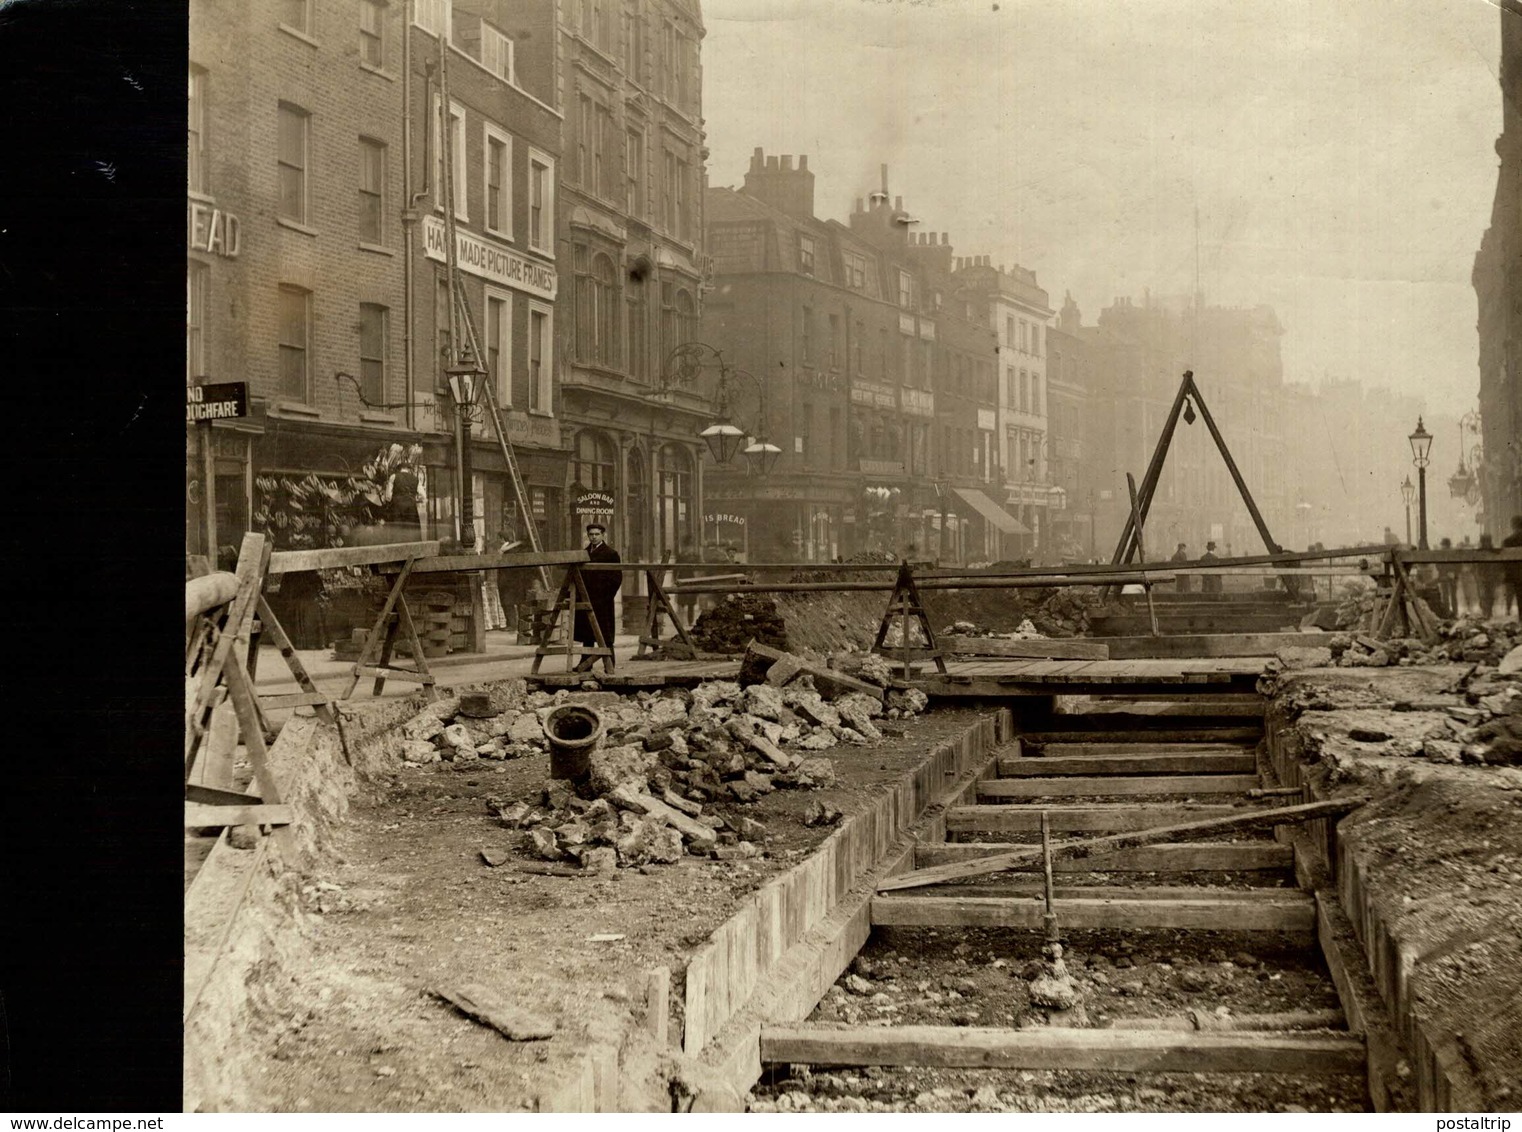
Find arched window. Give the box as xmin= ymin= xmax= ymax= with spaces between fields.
xmin=625 ymin=447 xmax=647 ymax=561
xmin=574 ymin=429 xmax=617 ymax=491
xmin=657 ymin=442 xmax=694 ymax=558
xmin=675 ymin=288 xmax=695 ymax=349
xmin=593 ymin=253 xmax=618 ymax=365
xmin=626 ymin=275 xmax=648 ymax=382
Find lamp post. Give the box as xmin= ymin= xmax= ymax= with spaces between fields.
xmin=1409 ymin=417 xmax=1433 ymax=550
xmin=1401 ymin=475 xmax=1415 ymax=545
xmin=446 ymin=349 xmax=486 ymax=551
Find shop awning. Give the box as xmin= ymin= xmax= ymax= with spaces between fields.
xmin=952 ymin=487 xmax=1031 ymax=535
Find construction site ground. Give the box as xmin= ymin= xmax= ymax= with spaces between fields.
xmin=204 ymin=581 xmax=1522 ymax=1112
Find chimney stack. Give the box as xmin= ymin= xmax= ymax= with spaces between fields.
xmin=742 ymin=147 xmax=816 ymax=220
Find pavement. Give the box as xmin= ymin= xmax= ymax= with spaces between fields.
xmin=252 ymin=629 xmax=648 ymax=704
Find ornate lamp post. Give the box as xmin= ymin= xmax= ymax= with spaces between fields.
xmin=446 ymin=348 xmax=486 ymax=551
xmin=1401 ymin=475 xmax=1416 ymax=545
xmin=1409 ymin=417 xmax=1433 ymax=550
xmin=664 ymin=342 xmax=778 ymax=473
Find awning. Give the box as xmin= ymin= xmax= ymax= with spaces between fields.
xmin=952 ymin=487 xmax=1031 ymax=535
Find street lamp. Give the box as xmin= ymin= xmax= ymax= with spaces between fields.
xmin=446 ymin=348 xmax=486 ymax=551
xmin=1400 ymin=475 xmax=1415 ymax=545
xmin=664 ymin=342 xmax=777 ymax=474
xmin=1408 ymin=417 xmax=1433 ymax=550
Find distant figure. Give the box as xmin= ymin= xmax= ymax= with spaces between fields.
xmin=674 ymin=538 xmax=702 ymax=627
xmin=1501 ymin=516 xmax=1522 ymax=620
xmin=1170 ymin=542 xmax=1191 ymax=593
xmin=1477 ymin=533 xmax=1500 ymax=619
xmin=1383 ymin=526 xmax=1400 ymax=546
xmin=1436 ymin=538 xmax=1459 ymax=618
xmin=1200 ymin=540 xmax=1223 ymax=594
xmin=1458 ymin=535 xmax=1479 ymax=615
xmin=573 ymin=523 xmax=621 ymax=671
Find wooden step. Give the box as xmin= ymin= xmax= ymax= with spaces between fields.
xmin=947 ymin=803 xmax=1249 ymax=833
xmin=913 ymin=840 xmax=1293 ymax=872
xmin=1072 ymin=699 xmax=1265 ymax=716
xmin=978 ymin=774 xmax=1262 ymax=799
xmin=999 ymin=753 xmax=1257 ymax=776
xmin=1023 ymin=741 xmax=1257 ymax=758
xmin=906 ymin=882 xmax=1298 ymax=901
xmin=1018 ymin=727 xmax=1263 ymax=745
xmin=870 ymin=889 xmax=1315 ymax=931
xmin=760 ymin=1025 xmax=1364 ymax=1074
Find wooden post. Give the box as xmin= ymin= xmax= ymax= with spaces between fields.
xmin=200 ymin=420 xmax=217 ymax=561
xmin=1126 ymin=474 xmax=1161 ymax=637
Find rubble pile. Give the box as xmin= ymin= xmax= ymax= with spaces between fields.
xmin=690 ymin=592 xmax=788 ymax=653
xmin=397 ymin=644 xmax=931 ymax=873
xmin=1273 ymin=619 xmax=1522 ymax=672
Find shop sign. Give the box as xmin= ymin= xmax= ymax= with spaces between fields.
xmin=186 ymin=381 xmax=248 ymax=422
xmin=188 ymin=199 xmax=241 ymax=258
xmin=573 ymin=490 xmax=615 ymax=518
xmin=901 ymin=388 xmax=934 ymax=417
xmin=859 ymin=459 xmax=905 ymax=476
xmin=977 ymin=408 xmax=996 ymax=431
xmin=850 ymin=381 xmax=897 ymax=409
xmin=709 ymin=485 xmax=806 ymax=501
xmin=495 ymin=409 xmax=562 ymax=449
xmin=796 ymin=370 xmax=844 ymax=392
xmin=423 ymin=215 xmax=557 ymax=300
xmin=704 ymin=513 xmax=746 ymax=525
xmin=899 ymin=313 xmax=916 ymax=335
xmin=918 ymin=321 xmax=936 ymax=341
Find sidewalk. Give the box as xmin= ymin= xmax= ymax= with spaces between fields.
xmin=253 ymin=629 xmax=646 ymax=703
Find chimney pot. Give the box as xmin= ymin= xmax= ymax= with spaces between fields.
xmin=781 ymin=154 xmax=793 ymax=170
xmin=766 ymin=155 xmax=779 ymax=170
xmin=894 ymin=195 xmax=902 ymax=211
xmin=941 ymin=232 xmax=949 ymax=245
xmin=751 ymin=147 xmax=764 ymax=171
xmin=799 ymin=155 xmax=808 ymax=170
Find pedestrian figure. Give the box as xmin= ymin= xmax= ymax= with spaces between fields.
xmin=1171 ymin=542 xmax=1191 ymax=593
xmin=1459 ymin=535 xmax=1479 ymax=616
xmin=1383 ymin=526 xmax=1400 ymax=546
xmin=573 ymin=523 xmax=621 ymax=671
xmin=1502 ymin=516 xmax=1522 ymax=620
xmin=1477 ymin=532 xmax=1501 ymax=620
xmin=1436 ymin=538 xmax=1459 ymax=619
xmin=1200 ymin=540 xmax=1223 ymax=594
xmin=674 ymin=538 xmax=702 ymax=628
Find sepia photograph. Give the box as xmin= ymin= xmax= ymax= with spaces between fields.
xmin=168 ymin=0 xmax=1522 ymax=1114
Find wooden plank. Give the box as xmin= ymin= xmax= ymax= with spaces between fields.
xmin=946 ymin=803 xmax=1246 ymax=832
xmin=943 ymin=636 xmax=1110 ymax=660
xmin=268 ymin=540 xmax=440 ymax=574
xmin=999 ymin=753 xmax=1257 ymax=776
xmin=979 ymin=774 xmax=1262 ymax=798
xmin=1019 ymin=728 xmax=1262 ymax=744
xmin=380 ymin=548 xmax=590 ymax=574
xmin=1104 ymin=632 xmax=1341 ymax=660
xmin=258 ymin=691 xmax=333 ymax=709
xmin=870 ymin=891 xmax=1315 ymax=931
xmin=1022 ymin=741 xmax=1257 ymax=757
xmin=914 ymin=841 xmax=1294 ymax=872
xmin=881 ymin=797 xmax=1364 ymax=891
xmin=185 ymin=802 xmax=293 ymax=828
xmin=759 ymin=1025 xmax=1364 ymax=1074
xmin=352 ymin=664 xmax=436 ymax=684
xmin=185 ymin=785 xmax=265 ymax=806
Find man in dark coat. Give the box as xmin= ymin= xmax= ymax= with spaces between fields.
xmin=574 ymin=523 xmax=621 ymax=670
xmin=1170 ymin=542 xmax=1191 ymax=593
xmin=1199 ymin=540 xmax=1223 ymax=594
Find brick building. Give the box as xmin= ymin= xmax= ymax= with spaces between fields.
xmin=555 ymin=0 xmax=712 ymax=570
xmin=186 ymin=0 xmax=566 ymax=561
xmin=1046 ymin=293 xmax=1093 ymax=559
xmin=701 ymin=154 xmax=1010 ymax=563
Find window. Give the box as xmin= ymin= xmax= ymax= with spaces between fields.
xmin=627 ymin=281 xmax=647 ymax=381
xmin=575 ymin=248 xmax=619 ymax=366
xmin=624 ymin=128 xmax=644 ymax=217
xmin=662 ymin=150 xmax=677 ymax=232
xmin=432 ymin=97 xmax=467 ymax=219
xmin=485 ymin=288 xmax=512 ymax=406
xmin=800 ymin=402 xmax=813 ymax=462
xmin=674 ymin=157 xmax=690 ymax=241
xmin=898 ymin=270 xmax=913 ymax=309
xmin=358 ymin=137 xmax=386 ymax=245
xmin=1031 ymin=323 xmax=1041 ymax=357
xmin=188 ymin=66 xmax=208 ymax=194
xmin=1031 ymin=374 xmax=1042 ymax=416
xmin=798 ymin=234 xmax=816 ymax=274
xmin=575 ymin=430 xmax=617 ymax=490
xmin=359 ymin=0 xmax=386 ymax=66
xmin=527 ymin=151 xmax=553 ymax=253
xmin=800 ymin=306 xmax=813 ymax=364
xmin=1005 ymin=315 xmax=1014 ymax=347
xmin=434 ymin=275 xmax=454 ymax=375
xmin=277 ymin=285 xmax=311 ymax=401
xmin=675 ymin=289 xmax=695 ymax=352
xmin=828 ymin=314 xmax=840 ymax=369
xmin=187 ymin=261 xmax=207 ymax=382
xmin=852 ymin=319 xmax=864 ymax=374
xmin=281 ymin=0 xmax=311 ymax=33
xmin=1006 ymin=366 xmax=1016 ymax=407
xmin=277 ymin=102 xmax=310 ymax=224
xmin=359 ymin=303 xmax=387 ymax=404
xmin=413 ymin=0 xmax=450 ymax=36
xmin=484 ymin=124 xmax=511 ymax=237
xmin=1019 ymin=369 xmax=1029 ymax=413
xmin=830 ymin=407 xmax=843 ymax=470
xmin=661 ymin=281 xmax=676 ymax=359
xmin=657 ymin=443 xmax=693 ymax=555
xmin=576 ymin=95 xmax=592 ymax=188
xmin=528 ymin=304 xmax=553 ymax=412
xmin=482 ymin=23 xmax=514 ymax=81
xmin=624 ymin=2 xmax=645 ymax=80
xmin=844 ymin=251 xmax=866 ymax=289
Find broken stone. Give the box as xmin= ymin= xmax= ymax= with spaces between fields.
xmin=607 ymin=785 xmax=719 ymax=850
xmin=802 ymin=799 xmax=843 ymax=826
xmin=713 ymin=841 xmax=760 ymax=861
xmin=589 ymin=743 xmax=658 ymax=796
xmin=543 ymin=779 xmax=574 ymax=811
xmin=836 ymin=700 xmax=883 ymax=740
xmin=527 ymin=827 xmax=561 ymax=861
xmin=745 ymin=732 xmax=799 ymax=770
xmin=792 ymin=757 xmax=838 ymax=789
xmin=1498 ymin=644 xmax=1522 ymax=675
xmin=742 ymin=770 xmax=774 ymax=795
xmin=844 ymin=974 xmax=873 ymax=995
xmin=764 ymin=653 xmax=806 ymax=687
xmin=647 ymin=697 xmax=689 ymax=729
xmin=480 ymin=847 xmax=509 ymax=867
xmin=439 ymin=723 xmax=475 ymax=750
xmin=1422 ymin=739 xmax=1463 ymax=764
xmin=1348 ymin=726 xmax=1392 ymax=743
xmin=661 ymin=788 xmax=703 ymax=817
xmin=399 ymin=738 xmax=442 ymax=763
xmin=832 ymin=725 xmax=871 ymax=746
xmin=555 ymin=821 xmax=590 ymax=848
xmin=886 ymin=687 xmax=929 ymax=715
xmin=492 ymin=800 xmax=531 ymax=827
xmin=786 ymin=689 xmax=842 ymax=730
xmin=836 ymin=691 xmax=884 ymax=720
xmin=615 ymin=816 xmax=684 ymax=866
xmin=508 ymin=714 xmax=545 ymax=745
xmin=737 ymin=816 xmax=767 ymax=841
xmin=741 ymin=683 xmax=786 ymax=721
xmin=1275 ymin=646 xmax=1334 ymax=670
xmin=797 ymin=731 xmax=838 ymax=751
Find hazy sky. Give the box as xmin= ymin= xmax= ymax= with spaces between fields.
xmin=702 ymin=0 xmax=1503 ymax=415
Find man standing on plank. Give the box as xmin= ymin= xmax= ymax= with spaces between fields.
xmin=574 ymin=523 xmax=621 ymax=671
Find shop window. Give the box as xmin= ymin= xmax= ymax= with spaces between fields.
xmin=278 ymin=285 xmax=312 ymax=401
xmin=277 ymin=102 xmax=311 ymax=224
xmin=657 ymin=443 xmax=693 ymax=556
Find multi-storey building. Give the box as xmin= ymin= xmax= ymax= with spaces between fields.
xmin=701 ymin=154 xmax=1011 ymax=563
xmin=1046 ymin=293 xmax=1093 ymax=559
xmin=186 ymin=0 xmax=565 ymax=563
xmin=1473 ymin=0 xmax=1522 ymax=534
xmin=953 ymin=257 xmax=1056 ymax=556
xmin=555 ymin=0 xmax=712 ymax=567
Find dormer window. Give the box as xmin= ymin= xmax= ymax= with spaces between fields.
xmin=798 ymin=234 xmax=816 ymax=275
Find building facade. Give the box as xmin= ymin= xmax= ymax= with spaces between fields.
xmin=1046 ymin=293 xmax=1092 ymax=559
xmin=555 ymin=0 xmax=712 ymax=569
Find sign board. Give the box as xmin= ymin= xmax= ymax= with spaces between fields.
xmin=704 ymin=512 xmax=746 ymax=525
xmin=494 ymin=408 xmax=562 ymax=449
xmin=850 ymin=381 xmax=897 ymax=409
xmin=188 ymin=200 xmax=241 ymax=258
xmin=574 ymin=490 xmax=615 ymax=519
xmin=918 ymin=321 xmax=936 ymax=341
xmin=187 ymin=381 xmax=248 ymax=422
xmin=423 ymin=215 xmax=557 ymax=300
xmin=859 ymin=459 xmax=906 ymax=476
xmin=977 ymin=408 xmax=996 ymax=431
xmin=901 ymin=388 xmax=935 ymax=417
xmin=899 ymin=313 xmax=916 ymax=335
